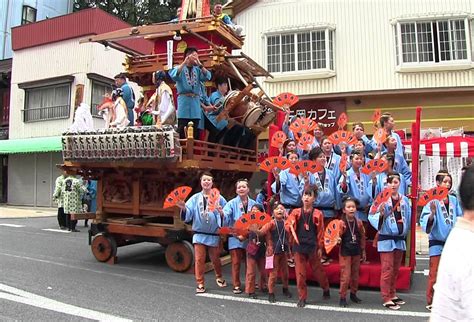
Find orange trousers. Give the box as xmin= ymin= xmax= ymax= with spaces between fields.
xmin=380 ymin=249 xmax=403 ymax=303
xmin=426 ymin=255 xmax=441 ymax=305
xmin=339 ymin=254 xmax=361 ymax=298
xmin=268 ymin=253 xmax=289 ymax=294
xmin=294 ymin=251 xmax=330 ymax=300
xmin=194 ymin=243 xmax=222 ymax=286
xmin=230 ymin=248 xmax=246 ymax=288
xmin=245 ymin=255 xmax=267 ymax=294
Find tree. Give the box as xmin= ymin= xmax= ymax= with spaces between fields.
xmin=73 ymin=0 xmax=181 ymax=25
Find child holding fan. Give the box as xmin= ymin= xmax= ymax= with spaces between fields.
xmin=337 ymin=197 xmax=366 ymax=307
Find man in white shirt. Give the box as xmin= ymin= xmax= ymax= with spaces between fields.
xmin=431 ymin=165 xmax=474 ymax=321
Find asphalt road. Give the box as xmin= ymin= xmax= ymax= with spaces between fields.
xmin=0 ymin=216 xmax=431 ymax=321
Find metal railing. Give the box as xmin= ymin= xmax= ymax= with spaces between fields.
xmin=22 ymin=105 xmax=70 ymax=122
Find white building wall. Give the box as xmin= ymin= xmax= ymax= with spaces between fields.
xmin=9 ymin=37 xmax=127 ymax=139
xmin=236 ymin=0 xmax=474 ymax=97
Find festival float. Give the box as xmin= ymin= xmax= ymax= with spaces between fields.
xmin=63 ymin=1 xmax=286 ymax=272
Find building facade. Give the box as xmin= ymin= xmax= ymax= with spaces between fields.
xmin=234 ymin=0 xmax=474 ymax=136
xmin=2 ymin=8 xmax=152 ymax=206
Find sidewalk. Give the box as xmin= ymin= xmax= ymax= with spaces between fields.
xmin=0 ymin=205 xmax=57 ymax=219
xmin=415 ymin=224 xmax=429 ymax=255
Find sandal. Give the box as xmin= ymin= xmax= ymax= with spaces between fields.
xmin=216 ymin=278 xmax=227 ymax=288
xmin=287 ymin=259 xmax=295 ymax=268
xmin=392 ymin=297 xmax=406 ymax=305
xmin=383 ymin=301 xmax=400 ymax=310
xmin=233 ymin=287 xmax=243 ymax=294
xmin=425 ymin=304 xmax=432 ymax=311
xmin=196 ymin=285 xmax=206 ymax=294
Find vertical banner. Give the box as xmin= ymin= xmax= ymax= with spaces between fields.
xmin=167 ymin=40 xmax=174 ymax=69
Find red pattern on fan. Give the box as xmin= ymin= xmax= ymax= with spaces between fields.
xmin=373 ymin=128 xmax=387 ymax=145
xmin=271 ymin=131 xmax=287 ymax=149
xmin=370 ymin=187 xmax=392 ymax=213
xmin=297 ymin=133 xmax=314 ymax=151
xmin=361 ymin=159 xmax=389 ymax=175
xmin=234 ymin=211 xmax=272 ymax=231
xmin=328 ymin=130 xmax=358 ymax=146
xmin=273 ymin=92 xmax=299 ymax=109
xmin=290 ymin=117 xmax=318 ymax=136
xmin=290 ymin=160 xmax=324 ymax=176
xmin=339 ymin=153 xmax=348 ymax=173
xmin=163 ymin=186 xmax=193 ymax=208
xmin=324 ymin=219 xmax=342 ymax=254
xmin=217 ymin=226 xmax=247 ymax=236
xmin=417 ymin=187 xmax=450 ymax=206
xmin=259 ymin=156 xmax=292 ymax=173
xmin=337 ymin=112 xmax=348 ymax=130
xmin=372 ymin=109 xmax=382 ymax=127
xmin=207 ymin=188 xmax=221 ymax=212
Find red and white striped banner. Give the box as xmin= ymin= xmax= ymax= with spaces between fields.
xmin=404 ymin=136 xmax=474 ymax=157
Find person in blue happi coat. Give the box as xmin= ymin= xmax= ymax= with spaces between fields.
xmin=169 ymin=47 xmax=211 ymax=139
xmin=368 ymin=171 xmax=411 ymax=310
xmin=223 ymin=179 xmax=256 ymax=294
xmin=177 ymin=172 xmax=227 ymax=293
xmin=420 ymin=170 xmax=463 ymax=311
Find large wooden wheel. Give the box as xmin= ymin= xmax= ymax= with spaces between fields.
xmin=165 ymin=240 xmax=194 ymax=272
xmin=91 ymin=233 xmax=117 ymax=262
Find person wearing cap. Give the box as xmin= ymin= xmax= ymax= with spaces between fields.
xmin=114 ymin=73 xmax=135 ymax=125
xmin=169 ymin=47 xmax=211 ymax=139
xmin=368 ymin=171 xmax=411 ymax=310
xmin=145 ymin=71 xmax=176 ymax=126
xmin=419 ymin=170 xmax=462 ymax=311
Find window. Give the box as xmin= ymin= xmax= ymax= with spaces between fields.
xmin=266 ymin=28 xmax=335 ymax=73
xmin=22 ymin=6 xmax=37 ymax=25
xmin=90 ymin=80 xmax=113 ymax=118
xmin=394 ymin=18 xmax=471 ymax=66
xmin=23 ymin=84 xmax=71 ymax=122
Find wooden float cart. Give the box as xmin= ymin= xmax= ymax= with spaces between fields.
xmin=70 ymin=15 xmax=282 ymax=272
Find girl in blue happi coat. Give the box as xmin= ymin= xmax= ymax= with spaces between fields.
xmin=178 ymin=172 xmax=227 ymax=294
xmin=419 ymin=170 xmax=463 ymax=311
xmin=272 ymin=151 xmax=309 ymax=212
xmin=223 ymin=179 xmax=257 ymax=294
xmin=338 ymin=151 xmax=374 ymax=223
xmin=308 ymin=147 xmax=340 ymax=221
xmin=368 ymin=171 xmax=411 ymax=310
xmin=321 ymin=137 xmax=343 ymax=181
xmin=374 ymin=154 xmax=408 ymax=197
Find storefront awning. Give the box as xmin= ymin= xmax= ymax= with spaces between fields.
xmin=0 ymin=136 xmax=62 ymax=154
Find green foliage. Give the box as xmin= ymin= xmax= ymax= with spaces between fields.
xmin=73 ymin=0 xmax=182 ymax=25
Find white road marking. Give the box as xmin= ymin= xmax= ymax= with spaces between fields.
xmin=0 ymin=224 xmax=25 ymax=228
xmin=414 ymin=270 xmax=430 ymax=276
xmin=0 ymin=283 xmax=132 ymax=322
xmin=196 ymin=293 xmax=431 ymax=318
xmin=416 ymin=257 xmax=429 ymax=261
xmin=41 ymin=229 xmax=70 ymax=233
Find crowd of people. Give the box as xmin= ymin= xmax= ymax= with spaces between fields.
xmin=174 ymin=111 xmax=472 ymax=315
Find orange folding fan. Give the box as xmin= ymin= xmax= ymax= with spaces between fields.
xmin=163 ymin=186 xmax=192 ymax=208
xmin=337 ymin=112 xmax=348 ymax=130
xmin=373 ymin=128 xmax=387 ymax=145
xmin=324 ymin=219 xmax=342 ymax=254
xmin=259 ymin=156 xmax=291 ymax=173
xmin=217 ymin=226 xmax=247 ymax=236
xmin=207 ymin=188 xmax=221 ymax=212
xmin=297 ymin=133 xmax=314 ymax=151
xmin=339 ymin=153 xmax=348 ymax=173
xmin=361 ymin=159 xmax=388 ymax=175
xmin=234 ymin=211 xmax=272 ymax=231
xmin=273 ymin=92 xmax=299 ymax=109
xmin=328 ymin=130 xmax=358 ymax=146
xmin=271 ymin=131 xmax=287 ymax=149
xmin=372 ymin=109 xmax=382 ymax=127
xmin=417 ymin=187 xmax=449 ymax=206
xmin=369 ymin=187 xmax=392 ymax=214
xmin=290 ymin=160 xmax=323 ymax=176
xmin=290 ymin=117 xmax=317 ymax=135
